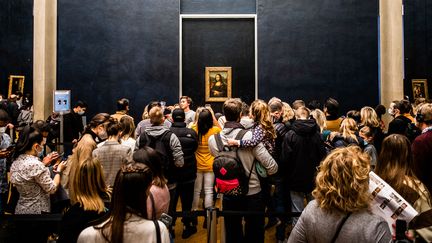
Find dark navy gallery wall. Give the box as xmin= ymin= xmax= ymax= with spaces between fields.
xmin=58 ymin=0 xmax=380 ymax=119
xmin=258 ymin=0 xmax=379 ymax=113
xmin=0 ymin=0 xmax=33 ymax=97
xmin=404 ymin=0 xmax=432 ymax=99
xmin=58 ymin=0 xmax=179 ymax=120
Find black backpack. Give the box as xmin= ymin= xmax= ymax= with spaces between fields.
xmin=213 ymin=130 xmax=255 ymax=196
xmin=139 ymin=130 xmax=174 ymax=171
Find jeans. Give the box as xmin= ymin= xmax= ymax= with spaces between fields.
xmin=192 ymin=171 xmax=214 ymax=210
xmin=290 ymin=191 xmax=313 ymax=226
xmin=168 ymin=179 xmax=196 ymax=226
xmin=273 ymin=178 xmax=291 ymax=240
xmin=223 ymin=192 xmax=265 ymax=243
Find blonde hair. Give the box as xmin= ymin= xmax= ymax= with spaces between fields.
xmin=295 ymin=106 xmax=310 ymax=119
xmin=282 ymin=102 xmax=295 ymax=123
xmin=311 ymin=109 xmax=327 ymax=133
xmin=149 ymin=106 xmax=164 ymax=125
xmin=141 ymin=105 xmax=149 ymax=120
xmin=193 ymin=107 xmax=205 ymax=125
xmin=250 ymin=100 xmax=276 ymax=139
xmin=360 ymin=106 xmax=380 ymax=128
xmin=340 ymin=118 xmax=358 ymax=143
xmin=313 ymin=146 xmax=370 ymax=213
xmin=71 ymin=158 xmax=110 ymax=213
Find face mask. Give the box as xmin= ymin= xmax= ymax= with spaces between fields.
xmin=36 ymin=144 xmax=44 ymax=158
xmin=77 ymin=111 xmax=85 ymax=115
xmin=0 ymin=126 xmax=6 ymax=134
xmin=43 ymin=137 xmax=47 ymax=144
xmin=388 ymin=108 xmax=394 ymax=116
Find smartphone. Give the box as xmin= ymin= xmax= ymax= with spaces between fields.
xmin=159 ymin=213 xmax=173 ymax=227
xmin=395 ymin=219 xmax=408 ymax=241
xmin=205 ymin=104 xmax=211 ymax=108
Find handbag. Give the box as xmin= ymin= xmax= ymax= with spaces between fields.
xmin=330 ymin=212 xmax=352 ymax=243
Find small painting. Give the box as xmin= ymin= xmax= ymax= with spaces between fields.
xmin=205 ymin=67 xmax=232 ymax=102
xmin=412 ymin=79 xmax=428 ymax=100
xmin=8 ymin=75 xmax=25 ymax=97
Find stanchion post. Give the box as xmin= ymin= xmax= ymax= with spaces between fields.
xmin=59 ymin=112 xmax=64 ymax=153
xmin=206 ymin=207 xmax=217 ymax=243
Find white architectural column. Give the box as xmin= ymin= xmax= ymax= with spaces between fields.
xmin=33 ymin=0 xmax=57 ymax=120
xmin=379 ymin=0 xmax=404 ymax=126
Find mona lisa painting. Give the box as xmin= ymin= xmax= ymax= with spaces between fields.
xmin=205 ymin=67 xmax=232 ymax=102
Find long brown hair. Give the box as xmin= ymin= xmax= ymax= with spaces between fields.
xmin=71 ymin=158 xmax=110 ymax=213
xmin=97 ymin=163 xmax=153 ymax=243
xmin=250 ymin=100 xmax=276 ymax=139
xmin=375 ymin=134 xmax=423 ymax=197
xmin=132 ymin=147 xmax=167 ymax=188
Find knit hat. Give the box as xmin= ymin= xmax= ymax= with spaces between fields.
xmin=172 ymin=108 xmax=185 ymax=122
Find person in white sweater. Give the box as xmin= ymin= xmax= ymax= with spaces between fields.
xmin=77 ymin=162 xmax=170 ymax=243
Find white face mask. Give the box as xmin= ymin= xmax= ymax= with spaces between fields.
xmin=388 ymin=108 xmax=394 ymax=116
xmin=77 ymin=111 xmax=85 ymax=115
xmin=43 ymin=137 xmax=47 ymax=144
xmin=0 ymin=126 xmax=6 ymax=134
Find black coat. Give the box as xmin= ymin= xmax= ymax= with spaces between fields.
xmin=170 ymin=122 xmax=198 ymax=182
xmin=282 ymin=119 xmax=326 ymax=193
xmin=63 ymin=111 xmax=84 ymax=142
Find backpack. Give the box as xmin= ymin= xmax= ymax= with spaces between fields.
xmin=212 ymin=130 xmax=256 ymax=196
xmin=17 ymin=109 xmax=33 ymax=127
xmin=139 ymin=130 xmax=174 ymax=172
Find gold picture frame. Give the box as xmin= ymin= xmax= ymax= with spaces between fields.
xmin=412 ymin=79 xmax=428 ymax=100
xmin=8 ymin=75 xmax=25 ymax=97
xmin=205 ymin=67 xmax=232 ymax=102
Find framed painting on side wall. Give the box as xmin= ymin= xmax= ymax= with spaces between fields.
xmin=8 ymin=75 xmax=25 ymax=97
xmin=205 ymin=67 xmax=232 ymax=102
xmin=412 ymin=79 xmax=428 ymax=100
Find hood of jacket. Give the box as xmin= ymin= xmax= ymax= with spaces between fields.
xmin=145 ymin=125 xmax=170 ymax=137
xmin=291 ymin=119 xmax=318 ymax=136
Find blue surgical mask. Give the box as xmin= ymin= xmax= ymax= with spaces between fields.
xmin=36 ymin=144 xmax=44 ymax=158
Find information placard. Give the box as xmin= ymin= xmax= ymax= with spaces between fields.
xmin=53 ymin=90 xmax=71 ymax=113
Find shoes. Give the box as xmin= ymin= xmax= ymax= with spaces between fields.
xmin=181 ymin=225 xmax=197 ymax=239
xmin=265 ymin=217 xmax=281 ymax=230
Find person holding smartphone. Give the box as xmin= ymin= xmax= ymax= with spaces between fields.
xmin=10 ymin=126 xmax=67 ymax=214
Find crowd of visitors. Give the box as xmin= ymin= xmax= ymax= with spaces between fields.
xmin=0 ymin=94 xmax=431 ymax=243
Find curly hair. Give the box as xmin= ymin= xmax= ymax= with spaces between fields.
xmin=250 ymin=100 xmax=276 ymax=139
xmin=313 ymin=146 xmax=370 ymax=213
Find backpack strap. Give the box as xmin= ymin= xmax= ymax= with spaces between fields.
xmin=235 ymin=129 xmax=248 ymax=140
xmin=235 ymin=129 xmax=255 ymax=192
xmin=214 ymin=133 xmax=225 ymax=152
